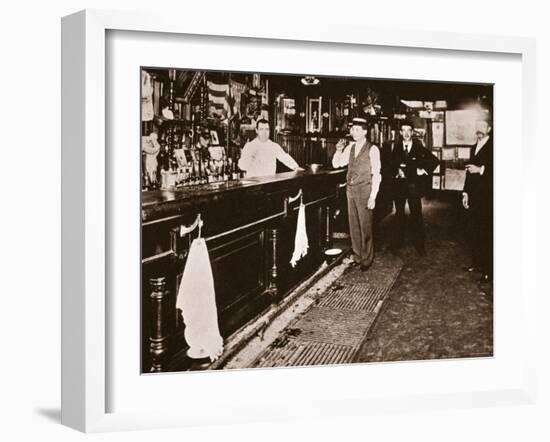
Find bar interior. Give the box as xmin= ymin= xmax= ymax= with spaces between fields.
xmin=140 ymin=68 xmax=492 ymax=372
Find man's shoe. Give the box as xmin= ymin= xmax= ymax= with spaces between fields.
xmin=360 ymin=264 xmax=370 ymax=272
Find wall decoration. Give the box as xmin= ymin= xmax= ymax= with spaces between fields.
xmin=445 ymin=109 xmax=479 ymax=145
xmin=432 ymin=122 xmax=445 ymax=147
xmin=444 ymin=168 xmax=467 ymax=190
xmin=458 ymin=146 xmax=472 ymax=159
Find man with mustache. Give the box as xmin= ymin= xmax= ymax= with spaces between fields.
xmin=389 ymin=120 xmax=439 ymax=256
xmin=462 ymin=119 xmax=493 ymax=285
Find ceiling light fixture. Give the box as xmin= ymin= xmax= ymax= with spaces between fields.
xmin=301 ymin=75 xmax=320 ymax=86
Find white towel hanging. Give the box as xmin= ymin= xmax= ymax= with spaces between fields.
xmin=176 ymin=236 xmax=223 ymax=361
xmin=290 ymin=202 xmax=309 ymax=267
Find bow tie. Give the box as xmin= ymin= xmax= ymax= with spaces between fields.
xmin=404 ymin=143 xmax=411 ymax=152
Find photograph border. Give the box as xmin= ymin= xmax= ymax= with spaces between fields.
xmin=61 ymin=8 xmax=537 ymax=433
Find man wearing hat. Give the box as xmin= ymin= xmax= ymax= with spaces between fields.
xmin=390 ymin=120 xmax=439 ymax=256
xmin=332 ymin=117 xmax=381 ymax=271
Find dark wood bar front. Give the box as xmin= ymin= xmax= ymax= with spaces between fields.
xmin=141 ymin=169 xmax=346 ymax=372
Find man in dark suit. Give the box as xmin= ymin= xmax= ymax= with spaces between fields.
xmin=390 ymin=120 xmax=439 ymax=256
xmin=462 ymin=120 xmax=493 ymax=284
xmin=375 ymin=130 xmax=397 ymax=223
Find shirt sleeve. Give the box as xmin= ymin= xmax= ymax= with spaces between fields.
xmin=274 ymin=143 xmax=300 ymax=170
xmin=369 ymin=145 xmax=382 ymax=200
xmin=332 ymin=143 xmax=352 ymax=168
xmin=238 ymin=143 xmax=252 ymax=171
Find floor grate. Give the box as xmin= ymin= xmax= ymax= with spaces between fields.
xmin=256 ymin=341 xmax=356 ymax=368
xmin=319 ymin=284 xmax=385 ymax=312
xmin=250 ymin=251 xmax=404 ymax=369
xmin=293 ymin=307 xmax=377 ymax=347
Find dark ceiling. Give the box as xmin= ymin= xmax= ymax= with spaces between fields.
xmin=263 ymin=73 xmax=492 ymax=108
xmin=143 ymin=67 xmax=493 ymax=111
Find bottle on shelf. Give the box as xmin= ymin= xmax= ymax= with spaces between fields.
xmin=219 ymin=159 xmax=225 ymax=182
xmin=229 ymin=159 xmax=234 ymax=180
xmin=223 ymin=158 xmax=230 ymax=181
xmin=215 ymin=161 xmax=221 ymax=183
xmin=163 ymin=145 xmax=171 ymax=171
xmin=205 ymin=161 xmax=212 ymax=184
xmin=233 ymin=158 xmax=244 ymax=180
xmin=183 ymin=165 xmax=190 ymax=186
xmin=197 ymin=158 xmax=203 ymax=184
xmin=231 ymin=158 xmax=239 ymax=181
xmin=195 ymin=160 xmax=202 ymax=185
xmin=203 ymin=160 xmax=210 ymax=184
xmin=199 ymin=161 xmax=205 ymax=185
xmin=191 ymin=160 xmax=198 ymax=185
xmin=142 ymin=171 xmax=149 ymax=191
xmin=208 ymin=159 xmax=215 ymax=183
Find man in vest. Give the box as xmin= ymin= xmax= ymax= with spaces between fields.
xmin=332 ymin=117 xmax=382 ymax=271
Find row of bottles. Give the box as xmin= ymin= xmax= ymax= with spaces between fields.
xmin=142 ymin=156 xmax=244 ymax=191
xmin=178 ymin=157 xmax=243 ymax=186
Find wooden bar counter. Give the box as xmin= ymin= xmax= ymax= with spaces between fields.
xmin=141 ymin=168 xmax=346 ymax=372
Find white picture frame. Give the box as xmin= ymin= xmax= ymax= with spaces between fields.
xmin=61 ymin=9 xmax=537 ymax=433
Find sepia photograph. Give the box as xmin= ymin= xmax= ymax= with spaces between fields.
xmin=140 ymin=67 xmax=493 ymax=374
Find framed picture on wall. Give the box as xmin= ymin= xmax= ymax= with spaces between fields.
xmin=442 ymin=147 xmax=456 ymax=161
xmin=444 ymin=168 xmax=467 ymax=190
xmin=432 ymin=121 xmax=445 ymax=147
xmin=458 ymin=146 xmax=472 ymax=159
xmin=61 ymin=9 xmax=536 ymax=434
xmin=306 ymin=96 xmax=322 ymax=133
xmin=210 ymin=130 xmax=220 ymax=145
xmin=445 ymin=109 xmax=480 ymax=145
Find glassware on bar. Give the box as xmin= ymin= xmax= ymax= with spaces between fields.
xmin=141 ymin=153 xmax=250 ymax=190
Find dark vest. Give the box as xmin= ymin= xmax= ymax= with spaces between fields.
xmin=346 ymin=141 xmax=372 ymax=190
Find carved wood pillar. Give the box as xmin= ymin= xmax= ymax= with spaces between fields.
xmin=266 ymin=227 xmax=279 ymax=300
xmin=325 ymin=205 xmax=333 ymax=248
xmin=149 ymin=277 xmax=169 ymax=373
